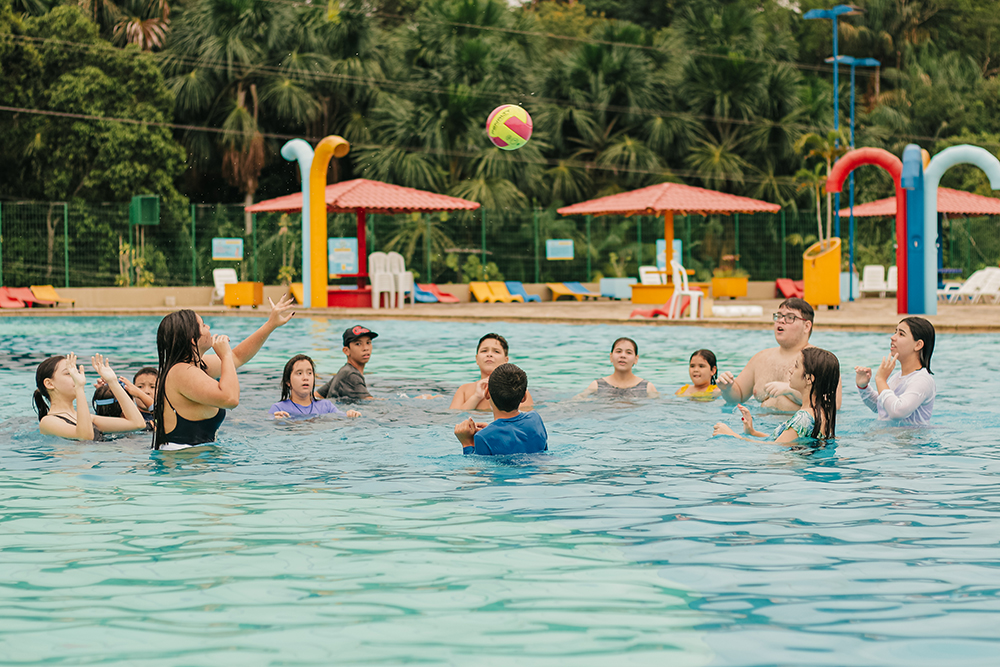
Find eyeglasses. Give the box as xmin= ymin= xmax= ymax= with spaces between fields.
xmin=772 ymin=312 xmax=802 ymax=324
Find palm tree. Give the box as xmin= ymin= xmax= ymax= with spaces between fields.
xmin=795 ymin=163 xmax=827 ymax=251
xmin=794 ymin=130 xmax=848 ymax=246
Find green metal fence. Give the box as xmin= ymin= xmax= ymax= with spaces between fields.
xmin=1 ymin=200 xmax=998 ymax=288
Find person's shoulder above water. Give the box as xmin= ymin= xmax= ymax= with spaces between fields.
xmin=473 ymin=410 xmax=547 ymax=456
xmin=320 ymin=363 xmax=371 ymax=400
xmin=269 ymin=398 xmax=341 ymax=417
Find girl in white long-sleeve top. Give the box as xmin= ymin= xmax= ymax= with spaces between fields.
xmin=855 ymin=317 xmax=936 ymax=425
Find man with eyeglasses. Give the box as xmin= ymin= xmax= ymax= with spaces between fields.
xmin=717 ymin=298 xmax=841 ymax=411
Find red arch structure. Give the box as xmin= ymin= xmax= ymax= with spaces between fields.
xmin=827 ymin=148 xmax=907 ymax=314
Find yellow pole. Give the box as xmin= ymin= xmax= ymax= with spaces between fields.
xmin=308 ymin=136 xmax=350 ymax=308
xmin=663 ymin=210 xmax=674 ymax=280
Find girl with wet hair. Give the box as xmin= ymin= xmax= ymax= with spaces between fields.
xmin=855 ymin=317 xmax=935 ymax=425
xmin=270 ymin=354 xmax=361 ymax=419
xmin=35 ymin=353 xmax=146 ymax=440
xmin=714 ymin=347 xmax=840 ymax=443
xmin=575 ymin=337 xmax=658 ymax=399
xmin=677 ymin=349 xmax=720 ymax=399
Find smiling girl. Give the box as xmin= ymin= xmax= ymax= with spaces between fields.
xmin=855 ymin=317 xmax=935 ymax=425
xmin=271 ymin=355 xmax=360 ymax=419
xmin=575 ymin=337 xmax=658 ymax=399
xmin=676 ymin=349 xmax=720 ymax=399
xmin=713 ymin=347 xmax=840 ymax=443
xmin=450 ymin=333 xmax=534 ymax=410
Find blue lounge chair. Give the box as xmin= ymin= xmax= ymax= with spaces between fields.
xmin=413 ymin=284 xmax=438 ymax=303
xmin=600 ymin=277 xmax=637 ymax=300
xmin=564 ymin=282 xmax=600 ymax=300
xmin=506 ymin=281 xmax=541 ymax=302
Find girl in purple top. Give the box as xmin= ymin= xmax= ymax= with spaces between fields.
xmin=271 ymin=355 xmax=361 ymax=420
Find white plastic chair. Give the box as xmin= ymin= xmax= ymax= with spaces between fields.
xmin=947 ymin=268 xmax=998 ymax=304
xmin=885 ymin=266 xmax=898 ymax=295
xmin=667 ymin=260 xmax=702 ymax=319
xmin=972 ymin=268 xmax=1000 ymax=304
xmin=860 ymin=265 xmax=887 ymax=298
xmin=386 ymin=251 xmax=415 ymax=308
xmin=368 ymin=252 xmax=395 ymax=309
xmin=638 ymin=265 xmax=663 ymax=285
xmin=210 ymin=268 xmax=239 ymax=305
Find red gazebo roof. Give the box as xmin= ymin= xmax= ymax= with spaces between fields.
xmin=838 ymin=187 xmax=1000 ymax=218
xmin=556 ymin=182 xmax=781 ymax=217
xmin=246 ymin=178 xmax=481 ymax=214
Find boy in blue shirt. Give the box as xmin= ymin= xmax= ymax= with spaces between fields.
xmin=454 ymin=363 xmax=547 ymax=455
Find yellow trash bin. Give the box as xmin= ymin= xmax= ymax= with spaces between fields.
xmin=803 ymin=238 xmax=841 ymax=308
xmin=224 ymin=282 xmax=264 ymax=307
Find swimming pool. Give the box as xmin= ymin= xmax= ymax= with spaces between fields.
xmin=2 ymin=316 xmax=1000 ymax=665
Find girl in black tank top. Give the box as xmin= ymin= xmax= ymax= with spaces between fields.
xmin=574 ymin=337 xmax=658 ymax=400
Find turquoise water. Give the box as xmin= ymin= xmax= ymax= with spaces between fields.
xmin=2 ymin=316 xmax=1000 ymax=666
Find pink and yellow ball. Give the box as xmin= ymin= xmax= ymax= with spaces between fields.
xmin=486 ymin=105 xmax=533 ymax=151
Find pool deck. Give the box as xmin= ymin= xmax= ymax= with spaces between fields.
xmin=4 ymin=298 xmax=1000 ymax=332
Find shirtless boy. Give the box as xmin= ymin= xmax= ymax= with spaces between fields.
xmin=450 ymin=333 xmax=534 ymax=411
xmin=717 ymin=298 xmax=841 ymax=412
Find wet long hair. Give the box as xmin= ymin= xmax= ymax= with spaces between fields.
xmin=802 ymin=347 xmax=839 ymax=439
xmin=280 ymin=354 xmax=316 ymax=402
xmin=33 ymin=355 xmax=65 ymax=421
xmin=153 ymin=310 xmax=205 ymax=448
xmin=900 ymin=317 xmax=935 ymax=374
xmin=690 ymin=349 xmax=718 ymax=384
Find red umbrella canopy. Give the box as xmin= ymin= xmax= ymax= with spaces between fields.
xmin=556 ymin=182 xmax=781 ymax=216
xmin=838 ymin=187 xmax=1000 ymax=218
xmin=246 ymin=179 xmax=481 ymax=214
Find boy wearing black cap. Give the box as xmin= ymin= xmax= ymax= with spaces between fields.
xmin=454 ymin=363 xmax=547 ymax=455
xmin=316 ymin=325 xmax=378 ymax=401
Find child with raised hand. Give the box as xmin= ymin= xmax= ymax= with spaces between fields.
xmin=35 ymin=353 xmax=147 ymax=441
xmin=92 ymin=367 xmax=156 ymax=428
xmin=713 ymin=347 xmax=839 ymax=444
xmin=271 ymin=354 xmax=361 ymax=419
xmin=855 ymin=317 xmax=935 ymax=425
xmin=676 ymin=349 xmax=720 ymax=399
xmin=454 ymin=363 xmax=547 ymax=456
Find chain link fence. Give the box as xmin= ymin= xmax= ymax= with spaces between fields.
xmin=2 ymin=200 xmax=998 ymax=288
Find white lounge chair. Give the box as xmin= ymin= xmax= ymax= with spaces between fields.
xmin=386 ymin=251 xmax=415 ymax=308
xmin=638 ymin=265 xmax=664 ymax=285
xmin=885 ymin=266 xmax=898 ymax=295
xmin=666 ymin=259 xmax=702 ymax=319
xmin=369 ymin=252 xmax=395 ymax=309
xmin=859 ymin=265 xmax=887 ymax=298
xmin=946 ymin=268 xmax=998 ymax=304
xmin=972 ymin=268 xmax=1000 ymax=304
xmin=210 ymin=268 xmax=239 ymax=305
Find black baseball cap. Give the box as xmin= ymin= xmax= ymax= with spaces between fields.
xmin=343 ymin=325 xmax=379 ymax=346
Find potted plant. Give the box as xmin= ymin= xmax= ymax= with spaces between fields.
xmin=711 ymin=255 xmax=749 ymax=299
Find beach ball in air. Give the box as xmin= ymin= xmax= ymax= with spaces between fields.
xmin=487 ymin=105 xmax=533 ymax=150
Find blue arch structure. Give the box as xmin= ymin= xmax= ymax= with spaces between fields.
xmin=281 ymin=139 xmax=314 ymax=307
xmin=921 ymin=146 xmax=1000 ymax=315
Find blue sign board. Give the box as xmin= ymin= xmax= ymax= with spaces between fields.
xmin=212 ymin=237 xmax=243 ymax=261
xmin=328 ymin=237 xmax=359 ymax=276
xmin=656 ymin=239 xmax=684 ymax=270
xmin=546 ymin=239 xmax=574 ymax=260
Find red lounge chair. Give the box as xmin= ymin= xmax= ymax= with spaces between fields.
xmin=630 ymin=296 xmax=695 ymax=319
xmin=419 ymin=284 xmax=460 ymax=303
xmin=7 ymin=287 xmax=53 ymax=307
xmin=0 ymin=288 xmax=26 ymax=309
xmin=775 ymin=278 xmax=804 ymax=299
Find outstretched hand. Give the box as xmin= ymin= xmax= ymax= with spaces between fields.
xmin=66 ymin=353 xmax=86 ymax=387
xmin=854 ymin=366 xmax=872 ymax=388
xmin=716 ymin=371 xmax=735 ymax=388
xmin=91 ymin=354 xmax=117 ymax=384
xmin=875 ymin=354 xmax=898 ymax=382
xmin=713 ymin=422 xmax=737 ymax=437
xmin=761 ymin=381 xmax=790 ymax=401
xmin=267 ymin=294 xmax=296 ymax=329
xmin=736 ymin=403 xmax=754 ymax=434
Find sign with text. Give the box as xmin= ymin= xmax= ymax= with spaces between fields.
xmin=212 ymin=237 xmax=243 ymax=261
xmin=546 ymin=239 xmax=574 ymax=260
xmin=328 ymin=237 xmax=358 ymax=276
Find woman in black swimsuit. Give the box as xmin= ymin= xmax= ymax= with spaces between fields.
xmin=35 ymin=353 xmax=147 ymax=440
xmin=574 ymin=337 xmax=659 ymax=399
xmin=152 ymin=297 xmax=295 ymax=451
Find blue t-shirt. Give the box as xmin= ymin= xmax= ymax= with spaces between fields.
xmin=469 ymin=411 xmax=548 ymax=456
xmin=269 ymin=398 xmax=344 ymax=418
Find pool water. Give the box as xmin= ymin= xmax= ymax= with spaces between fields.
xmin=2 ymin=316 xmax=1000 ymax=666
